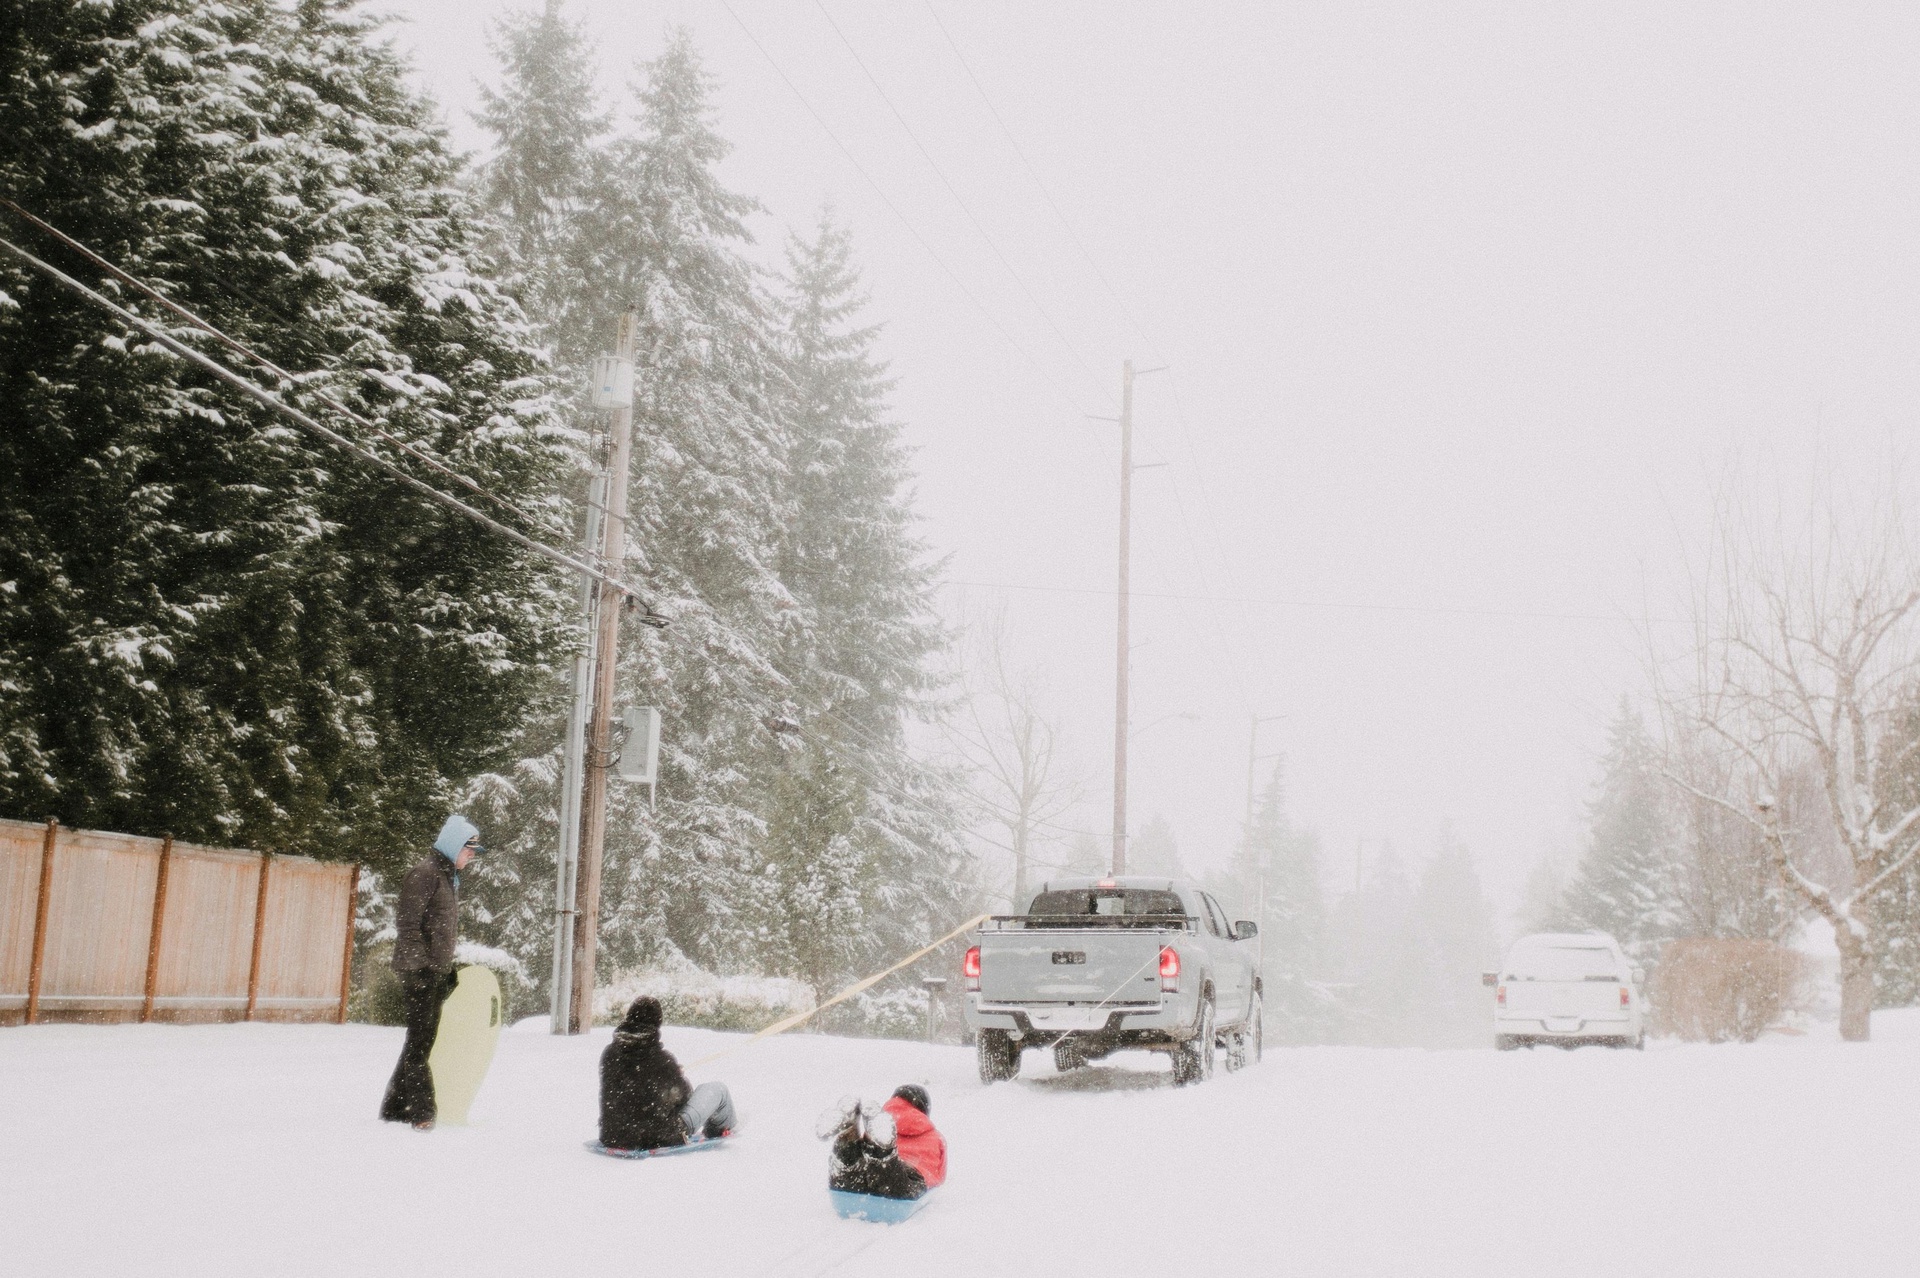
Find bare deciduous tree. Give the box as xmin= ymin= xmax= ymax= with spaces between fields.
xmin=1660 ymin=493 xmax=1920 ymax=1039
xmin=948 ymin=609 xmax=1079 ymax=910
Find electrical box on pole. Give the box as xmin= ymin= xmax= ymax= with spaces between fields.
xmin=615 ymin=706 xmax=661 ymax=784
xmin=590 ymin=356 xmax=633 ymax=409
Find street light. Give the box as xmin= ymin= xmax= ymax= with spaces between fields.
xmin=1129 ymin=710 xmax=1201 ymax=740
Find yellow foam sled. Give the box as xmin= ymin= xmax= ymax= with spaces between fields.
xmin=428 ymin=965 xmax=503 ymax=1126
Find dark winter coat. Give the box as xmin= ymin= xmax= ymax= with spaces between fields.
xmin=391 ymin=854 xmax=458 ymax=973
xmin=599 ymin=1025 xmax=691 ymax=1150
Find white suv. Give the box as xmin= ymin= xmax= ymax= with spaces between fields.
xmin=1484 ymin=932 xmax=1645 ymax=1050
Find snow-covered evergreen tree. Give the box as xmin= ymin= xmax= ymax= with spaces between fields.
xmin=1559 ymin=699 xmax=1683 ymax=966
xmin=1324 ymin=840 xmax=1421 ymax=1045
xmin=0 ymin=0 xmax=569 ymax=880
xmin=1208 ymin=761 xmax=1329 ymax=1043
xmin=1407 ymin=831 xmax=1497 ymax=1047
xmin=1129 ymin=813 xmax=1185 ymax=878
xmin=473 ymin=0 xmax=607 ymax=321
xmin=749 ymin=209 xmax=970 ymax=996
xmin=463 ymin=30 xmax=966 ymax=1007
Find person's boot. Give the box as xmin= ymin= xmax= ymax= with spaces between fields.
xmin=862 ymin=1106 xmax=897 ymax=1153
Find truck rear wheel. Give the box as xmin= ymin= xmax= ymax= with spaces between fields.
xmin=1172 ymin=995 xmax=1215 ymax=1086
xmin=978 ymin=1030 xmax=1019 ymax=1083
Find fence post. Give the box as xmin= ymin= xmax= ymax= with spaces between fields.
xmin=24 ymin=818 xmax=59 ymax=1025
xmin=245 ymin=853 xmax=272 ymax=1021
xmin=141 ymin=835 xmax=174 ymax=1024
xmin=336 ymin=865 xmax=359 ymax=1025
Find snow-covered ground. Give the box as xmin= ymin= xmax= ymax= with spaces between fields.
xmin=6 ymin=1015 xmax=1920 ymax=1277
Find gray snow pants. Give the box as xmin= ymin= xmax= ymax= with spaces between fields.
xmin=681 ymin=1081 xmax=736 ymax=1139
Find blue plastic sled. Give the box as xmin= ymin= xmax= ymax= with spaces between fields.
xmin=829 ymin=1189 xmax=935 ymax=1224
xmin=585 ymin=1134 xmax=733 ymax=1161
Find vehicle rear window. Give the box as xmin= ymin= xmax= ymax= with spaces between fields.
xmin=1026 ymin=889 xmax=1187 ymax=924
xmin=1507 ymin=945 xmax=1621 ymax=981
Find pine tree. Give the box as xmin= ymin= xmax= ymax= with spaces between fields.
xmin=473 ymin=0 xmax=607 ymax=319
xmin=1209 ymin=760 xmax=1328 ymax=1043
xmin=1407 ymin=832 xmax=1497 ymax=1047
xmin=1325 ymin=840 xmax=1420 ymax=1045
xmin=1129 ymin=814 xmax=1184 ymax=878
xmin=748 ymin=210 xmax=969 ymax=1000
xmin=1560 ymin=698 xmax=1682 ymax=966
xmin=0 ymin=0 xmax=569 ymax=879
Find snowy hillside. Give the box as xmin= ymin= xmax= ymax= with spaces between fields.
xmin=6 ymin=1020 xmax=1919 ymax=1277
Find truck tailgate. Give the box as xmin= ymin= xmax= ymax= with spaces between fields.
xmin=979 ymin=929 xmax=1168 ymax=1003
xmin=1506 ymin=979 xmax=1623 ymax=1020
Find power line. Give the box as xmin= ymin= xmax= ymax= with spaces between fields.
xmin=0 ymin=197 xmax=573 ymax=544
xmin=0 ymin=232 xmax=644 ymax=602
xmin=917 ymin=10 xmax=1274 ymax=708
xmin=922 ymin=1 xmax=1158 ymax=356
xmin=940 ymin=576 xmax=1668 ymax=625
xmin=718 ymin=0 xmax=1093 ymax=419
xmin=811 ymin=0 xmax=1105 ymax=388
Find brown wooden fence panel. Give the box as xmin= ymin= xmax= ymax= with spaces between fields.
xmin=0 ymin=819 xmax=47 ymax=1012
xmin=253 ymin=858 xmax=355 ymax=1021
xmin=150 ymin=844 xmax=263 ymax=1021
xmin=0 ymin=820 xmax=355 ymax=1027
xmin=35 ymin=828 xmax=160 ymax=1019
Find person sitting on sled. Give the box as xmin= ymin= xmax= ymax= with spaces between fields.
xmin=599 ymin=996 xmax=736 ymax=1151
xmin=816 ymin=1084 xmax=947 ymax=1199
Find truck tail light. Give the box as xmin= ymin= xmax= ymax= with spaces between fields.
xmin=1496 ymin=984 xmax=1506 ymax=1009
xmin=1159 ymin=946 xmax=1181 ymax=993
xmin=963 ymin=946 xmax=981 ymax=992
xmin=1620 ymin=985 xmax=1630 ymax=1010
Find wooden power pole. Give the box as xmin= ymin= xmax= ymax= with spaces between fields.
xmin=569 ymin=311 xmax=637 ymax=1033
xmin=1111 ymin=359 xmax=1134 ymax=876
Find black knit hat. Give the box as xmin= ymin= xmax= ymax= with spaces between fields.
xmin=891 ymin=1084 xmax=931 ymax=1116
xmin=620 ymin=996 xmax=663 ymax=1033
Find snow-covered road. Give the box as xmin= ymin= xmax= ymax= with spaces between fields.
xmin=4 ymin=1016 xmax=1917 ymax=1277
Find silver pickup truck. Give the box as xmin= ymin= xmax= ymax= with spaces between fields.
xmin=962 ymin=876 xmax=1262 ymax=1085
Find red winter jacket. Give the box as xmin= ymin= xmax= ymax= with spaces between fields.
xmin=883 ymin=1096 xmax=947 ymax=1189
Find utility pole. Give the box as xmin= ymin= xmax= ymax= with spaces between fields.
xmin=1103 ymin=360 xmax=1166 ymax=878
xmin=568 ymin=311 xmax=638 ymax=1034
xmin=1111 ymin=360 xmax=1134 ymax=876
xmin=549 ymin=469 xmax=604 ymax=1033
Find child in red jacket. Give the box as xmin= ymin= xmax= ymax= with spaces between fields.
xmin=817 ymin=1085 xmax=947 ymax=1199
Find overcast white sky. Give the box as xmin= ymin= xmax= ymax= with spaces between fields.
xmin=378 ymin=0 xmax=1920 ymax=920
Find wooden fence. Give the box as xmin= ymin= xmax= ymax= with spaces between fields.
xmin=0 ymin=817 xmax=357 ymax=1026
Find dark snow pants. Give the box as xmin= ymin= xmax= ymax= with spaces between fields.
xmin=829 ymin=1137 xmax=928 ymax=1200
xmin=380 ymin=968 xmax=450 ymax=1124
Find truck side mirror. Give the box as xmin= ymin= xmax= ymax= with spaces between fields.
xmin=1233 ymin=920 xmax=1258 ymax=941
xmin=1631 ymin=967 xmax=1646 ymax=985
xmin=1481 ymin=971 xmax=1499 ymax=987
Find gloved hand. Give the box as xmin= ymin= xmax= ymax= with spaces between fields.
xmin=438 ymin=967 xmax=461 ymax=1003
xmin=816 ymin=1095 xmax=860 ymax=1141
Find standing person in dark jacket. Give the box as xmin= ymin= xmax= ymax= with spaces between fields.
xmin=599 ymin=996 xmax=737 ymax=1151
xmin=379 ymin=814 xmax=482 ymax=1129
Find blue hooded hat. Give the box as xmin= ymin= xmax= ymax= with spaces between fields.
xmin=434 ymin=813 xmax=481 ymax=860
